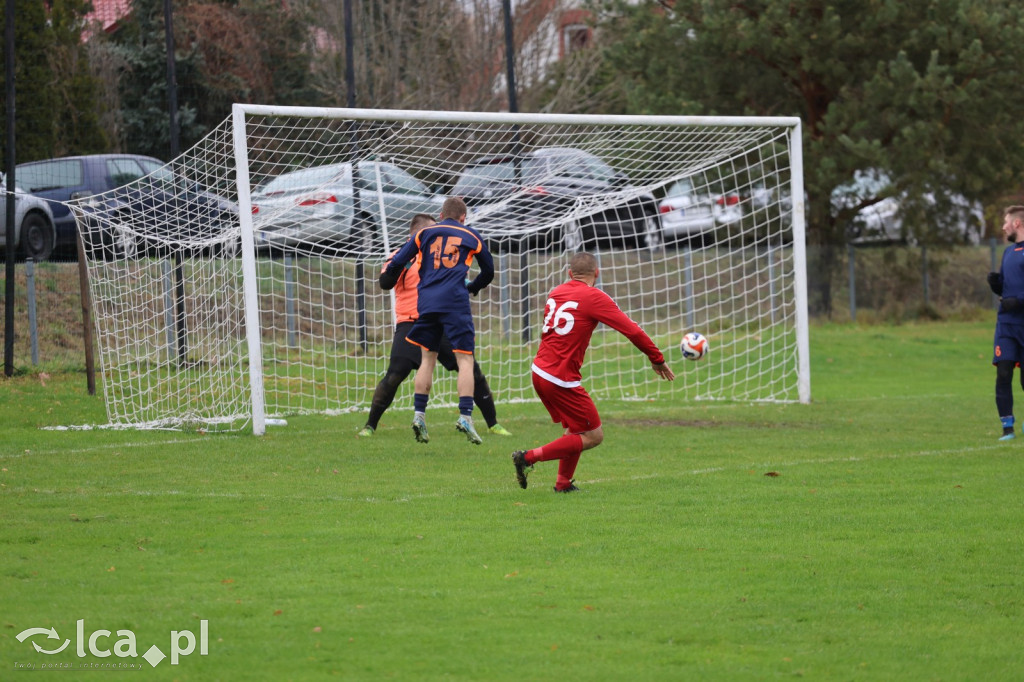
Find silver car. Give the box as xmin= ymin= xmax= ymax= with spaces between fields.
xmin=658 ymin=178 xmax=743 ymax=243
xmin=250 ymin=161 xmax=443 ymax=255
xmin=0 ymin=175 xmax=58 ymax=261
xmin=832 ymin=169 xmax=984 ymax=245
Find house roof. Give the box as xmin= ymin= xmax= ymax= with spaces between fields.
xmin=84 ymin=0 xmax=131 ymax=35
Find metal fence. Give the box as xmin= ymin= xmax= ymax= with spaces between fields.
xmin=832 ymin=241 xmax=997 ymax=322
xmin=1 ymin=242 xmax=1003 ymax=373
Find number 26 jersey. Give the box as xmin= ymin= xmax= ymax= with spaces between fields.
xmin=532 ymin=279 xmax=665 ymax=388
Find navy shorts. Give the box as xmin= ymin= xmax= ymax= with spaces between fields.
xmin=406 ymin=310 xmax=475 ymax=355
xmin=390 ymin=321 xmax=460 ymax=371
xmin=993 ymin=322 xmax=1024 ymax=365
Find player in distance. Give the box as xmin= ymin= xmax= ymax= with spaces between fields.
xmin=380 ymin=197 xmax=495 ymax=444
xmin=987 ymin=205 xmax=1024 ymax=440
xmin=512 ymin=251 xmax=674 ymax=492
xmin=360 ymin=213 xmax=510 ymax=438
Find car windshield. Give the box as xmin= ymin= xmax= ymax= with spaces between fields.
xmin=105 ymin=158 xmax=152 ymax=188
xmin=139 ymin=165 xmax=201 ymax=194
xmin=665 ymin=179 xmax=696 ymax=198
xmin=260 ymin=165 xmax=348 ymax=194
xmin=138 ymin=158 xmax=164 ymax=175
xmin=539 ymin=152 xmax=617 ymax=184
xmin=453 ymin=158 xmax=547 ymax=195
xmin=359 ymin=162 xmax=430 ymax=195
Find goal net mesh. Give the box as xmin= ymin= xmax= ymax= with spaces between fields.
xmin=70 ymin=108 xmax=806 ymax=431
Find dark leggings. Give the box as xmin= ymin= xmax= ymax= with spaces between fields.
xmin=995 ymin=360 xmax=1023 ymax=418
xmin=365 ymin=358 xmax=498 ymax=430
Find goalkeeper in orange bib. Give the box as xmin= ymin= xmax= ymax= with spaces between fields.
xmin=362 ymin=212 xmax=510 ymax=440
xmin=511 ymin=252 xmax=674 ymax=492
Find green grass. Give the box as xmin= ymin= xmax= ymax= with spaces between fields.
xmin=2 ymin=319 xmax=1023 ymax=680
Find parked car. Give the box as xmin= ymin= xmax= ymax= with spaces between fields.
xmin=451 ymin=147 xmax=662 ymax=252
xmin=0 ymin=175 xmax=58 ymax=261
xmin=832 ymin=169 xmax=985 ymax=245
xmin=250 ymin=160 xmax=444 ymax=255
xmin=657 ymin=178 xmax=744 ymax=243
xmin=15 ymin=154 xmax=238 ymax=258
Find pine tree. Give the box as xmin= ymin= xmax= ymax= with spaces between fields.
xmin=110 ymin=0 xmax=205 ymax=159
xmin=588 ymin=0 xmax=1024 ymax=315
xmin=0 ymin=0 xmax=60 ymax=164
xmin=48 ymin=0 xmax=109 ymax=155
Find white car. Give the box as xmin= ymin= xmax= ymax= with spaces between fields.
xmin=251 ymin=161 xmax=443 ymax=255
xmin=832 ymin=169 xmax=984 ymax=245
xmin=0 ymin=175 xmax=58 ymax=261
xmin=658 ymin=178 xmax=744 ymax=243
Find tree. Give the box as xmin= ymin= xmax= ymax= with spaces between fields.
xmin=304 ymin=0 xmax=589 ymax=113
xmin=49 ymin=0 xmax=109 ymax=156
xmin=588 ymin=0 xmax=1024 ymax=315
xmin=179 ymin=0 xmax=323 ymax=126
xmin=0 ymin=0 xmax=61 ymax=164
xmin=88 ymin=0 xmax=322 ymax=159
xmin=1 ymin=0 xmax=108 ymax=164
xmin=305 ymin=0 xmax=496 ymax=111
xmin=104 ymin=0 xmax=207 ymax=159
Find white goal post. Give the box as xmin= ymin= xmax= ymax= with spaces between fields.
xmin=70 ymin=105 xmax=809 ymax=434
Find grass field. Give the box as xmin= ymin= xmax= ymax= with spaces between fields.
xmin=2 ymin=319 xmax=1023 ymax=680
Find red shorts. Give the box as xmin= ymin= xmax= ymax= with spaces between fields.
xmin=532 ymin=373 xmax=602 ymax=434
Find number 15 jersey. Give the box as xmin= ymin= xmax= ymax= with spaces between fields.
xmin=532 ymin=279 xmax=665 ymax=388
xmin=385 ymin=218 xmax=495 ymax=315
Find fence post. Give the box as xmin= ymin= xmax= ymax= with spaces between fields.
xmin=356 ymin=258 xmax=367 ymax=354
xmin=26 ymin=258 xmax=38 ymax=365
xmin=683 ymin=246 xmax=695 ymax=331
xmin=163 ymin=259 xmax=174 ymax=358
xmin=75 ymin=226 xmax=96 ymax=395
xmin=847 ymin=243 xmax=856 ymax=323
xmin=285 ymin=253 xmax=297 ymax=348
xmin=991 ymin=237 xmax=999 ymax=309
xmin=519 ymin=251 xmax=530 ymax=344
xmin=499 ymin=252 xmax=510 ymax=339
xmin=921 ymin=245 xmax=930 ymax=307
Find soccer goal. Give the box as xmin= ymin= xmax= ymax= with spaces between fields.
xmin=70 ymin=106 xmax=809 ymax=434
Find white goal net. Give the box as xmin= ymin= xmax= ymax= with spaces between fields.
xmin=70 ymin=106 xmax=809 ymax=433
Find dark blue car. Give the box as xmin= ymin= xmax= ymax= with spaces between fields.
xmin=15 ymin=154 xmax=238 ymax=259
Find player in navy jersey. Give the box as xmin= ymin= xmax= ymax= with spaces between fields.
xmin=987 ymin=205 xmax=1024 ymax=440
xmin=359 ymin=213 xmax=510 ymax=438
xmin=380 ymin=197 xmax=495 ymax=444
xmin=511 ymin=252 xmax=675 ymax=492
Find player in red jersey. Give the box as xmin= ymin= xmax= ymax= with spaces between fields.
xmin=511 ymin=251 xmax=674 ymax=492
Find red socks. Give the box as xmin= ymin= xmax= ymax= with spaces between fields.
xmin=526 ymin=434 xmax=584 ymax=489
xmin=555 ymin=453 xmax=581 ymax=490
xmin=526 ymin=433 xmax=583 ymax=463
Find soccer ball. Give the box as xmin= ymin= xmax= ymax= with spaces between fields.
xmin=680 ymin=332 xmax=708 ymax=361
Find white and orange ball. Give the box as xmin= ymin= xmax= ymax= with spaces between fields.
xmin=680 ymin=332 xmax=708 ymax=361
